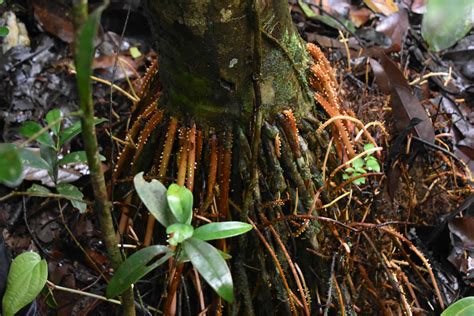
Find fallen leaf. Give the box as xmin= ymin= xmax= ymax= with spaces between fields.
xmin=363 ymin=0 xmax=398 ymax=16
xmin=376 ymin=9 xmax=409 ymax=52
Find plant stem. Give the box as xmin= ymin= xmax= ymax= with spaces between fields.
xmin=72 ymin=1 xmax=135 ymax=315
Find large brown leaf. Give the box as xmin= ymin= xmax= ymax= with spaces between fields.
xmin=374 ymin=54 xmax=435 ymax=144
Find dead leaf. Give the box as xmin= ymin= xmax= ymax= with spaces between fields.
xmin=376 ymin=9 xmax=409 ymax=52
xmin=390 ymin=85 xmax=435 ymax=144
xmin=32 ymin=0 xmax=74 ymax=43
xmin=363 ymin=0 xmax=398 ymax=16
xmin=349 ymin=6 xmax=374 ymax=27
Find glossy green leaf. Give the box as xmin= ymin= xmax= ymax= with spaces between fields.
xmin=0 ymin=144 xmax=23 ymax=187
xmin=193 ymin=222 xmax=252 ymax=241
xmin=27 ymin=184 xmax=51 ymax=194
xmin=59 ymin=118 xmax=107 ymax=147
xmin=422 ymin=0 xmax=473 ymax=51
xmin=20 ymin=121 xmax=54 ymax=148
xmin=167 ymin=184 xmax=193 ymax=225
xmin=0 ymin=26 xmax=8 ymax=37
xmin=366 ymin=156 xmax=381 ymax=172
xmin=134 ymin=172 xmax=177 ymax=227
xmin=45 ymin=109 xmax=62 ymax=136
xmin=183 ymin=238 xmax=234 ymax=302
xmin=57 ymin=183 xmax=87 ymax=213
xmin=442 ymin=297 xmax=474 ymax=316
xmin=106 ymin=245 xmax=172 ymax=298
xmin=19 ymin=148 xmax=50 ymax=170
xmin=166 ymin=223 xmax=194 ymax=246
xmin=58 ymin=151 xmax=105 ymax=165
xmin=2 ymin=252 xmax=48 ymax=316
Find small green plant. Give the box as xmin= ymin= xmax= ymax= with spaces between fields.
xmin=17 ymin=109 xmax=107 ymax=212
xmin=441 ymin=297 xmax=474 ymax=316
xmin=0 ymin=109 xmax=106 ymax=211
xmin=2 ymin=251 xmax=48 ymax=316
xmin=106 ymin=172 xmax=253 ymax=303
xmin=343 ymin=143 xmax=380 ymax=185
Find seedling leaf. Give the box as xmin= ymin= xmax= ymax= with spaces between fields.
xmin=106 ymin=245 xmax=172 ymax=298
xmin=193 ymin=222 xmax=252 ymax=241
xmin=134 ymin=172 xmax=177 ymax=227
xmin=2 ymin=252 xmax=48 ymax=316
xmin=167 ymin=184 xmax=193 ymax=225
xmin=45 ymin=109 xmax=62 ymax=136
xmin=20 ymin=121 xmax=54 ymax=148
xmin=166 ymin=223 xmax=194 ymax=246
xmin=57 ymin=183 xmax=87 ymax=213
xmin=183 ymin=238 xmax=234 ymax=302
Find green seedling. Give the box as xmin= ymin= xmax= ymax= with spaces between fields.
xmin=343 ymin=143 xmax=381 ymax=185
xmin=106 ymin=172 xmax=253 ymax=303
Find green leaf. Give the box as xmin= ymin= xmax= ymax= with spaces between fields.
xmin=422 ymin=0 xmax=473 ymax=51
xmin=364 ymin=143 xmax=375 ymax=151
xmin=2 ymin=252 xmax=48 ymax=316
xmin=58 ymin=118 xmax=107 ymax=147
xmin=20 ymin=121 xmax=55 ymax=148
xmin=57 ymin=183 xmax=87 ymax=213
xmin=193 ymin=222 xmax=252 ymax=241
xmin=0 ymin=26 xmax=8 ymax=37
xmin=344 ymin=167 xmax=355 ymax=173
xmin=166 ymin=223 xmax=194 ymax=246
xmin=167 ymin=184 xmax=193 ymax=225
xmin=45 ymin=109 xmax=62 ymax=136
xmin=366 ymin=157 xmax=381 ymax=172
xmin=352 ymin=158 xmax=364 ymax=169
xmin=129 ymin=47 xmax=142 ymax=59
xmin=75 ymin=3 xmax=107 ymax=108
xmin=27 ymin=184 xmax=51 ymax=194
xmin=133 ymin=172 xmax=177 ymax=227
xmin=352 ymin=173 xmax=366 ymax=185
xmin=0 ymin=144 xmax=24 ymax=187
xmin=40 ymin=145 xmax=58 ymax=182
xmin=442 ymin=297 xmax=474 ymax=316
xmin=19 ymin=148 xmax=50 ymax=170
xmin=354 ymin=167 xmax=367 ymax=174
xmin=58 ymin=151 xmax=105 ymax=165
xmin=182 ymin=238 xmax=234 ymax=302
xmin=106 ymin=245 xmax=172 ymax=298
xmin=342 ymin=173 xmax=350 ymax=180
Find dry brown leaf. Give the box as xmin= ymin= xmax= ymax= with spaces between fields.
xmin=363 ymin=0 xmax=399 ymax=16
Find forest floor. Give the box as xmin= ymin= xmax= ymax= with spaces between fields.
xmin=0 ymin=0 xmax=473 ymax=315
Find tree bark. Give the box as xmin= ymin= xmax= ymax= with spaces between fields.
xmin=147 ymin=0 xmax=313 ymax=125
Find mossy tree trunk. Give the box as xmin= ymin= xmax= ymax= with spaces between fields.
xmin=118 ymin=0 xmax=333 ymax=314
xmin=147 ymin=0 xmax=313 ymax=125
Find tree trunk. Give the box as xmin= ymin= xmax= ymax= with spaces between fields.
xmin=147 ymin=0 xmax=313 ymax=125
xmin=115 ymin=0 xmax=335 ymax=314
